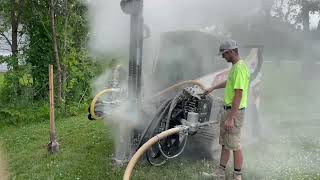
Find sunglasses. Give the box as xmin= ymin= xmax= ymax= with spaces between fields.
xmin=220 ymin=49 xmax=231 ymax=57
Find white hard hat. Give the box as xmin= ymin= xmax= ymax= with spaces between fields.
xmin=218 ymin=39 xmax=239 ymax=55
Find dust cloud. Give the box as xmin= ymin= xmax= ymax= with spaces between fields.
xmin=88 ymin=0 xmax=320 ymax=178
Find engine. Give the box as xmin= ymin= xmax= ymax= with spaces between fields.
xmin=137 ymin=85 xmax=214 ymax=165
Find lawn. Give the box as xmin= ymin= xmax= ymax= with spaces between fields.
xmin=0 ymin=115 xmax=216 ymax=180
xmin=1 ymin=114 xmax=319 ymax=180
xmin=0 ymin=116 xmax=115 ymax=180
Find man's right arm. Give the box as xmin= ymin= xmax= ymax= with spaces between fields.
xmin=205 ymin=80 xmax=227 ymax=94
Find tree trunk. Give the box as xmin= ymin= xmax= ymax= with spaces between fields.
xmin=63 ymin=0 xmax=69 ymax=115
xmin=50 ymin=0 xmax=62 ymax=103
xmin=9 ymin=0 xmax=22 ymax=96
xmin=62 ymin=0 xmax=69 ymax=102
xmin=10 ymin=0 xmax=20 ymax=69
xmin=301 ymin=1 xmax=310 ymax=32
xmin=317 ymin=18 xmax=320 ymax=33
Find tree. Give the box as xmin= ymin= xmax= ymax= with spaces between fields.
xmin=271 ymin=0 xmax=320 ymax=31
xmin=271 ymin=0 xmax=300 ymax=25
xmin=50 ymin=0 xmax=62 ymax=102
xmin=0 ymin=0 xmax=27 ymax=97
xmin=0 ymin=0 xmax=105 ymax=114
xmin=0 ymin=0 xmax=26 ymax=68
xmin=299 ymin=0 xmax=320 ymax=32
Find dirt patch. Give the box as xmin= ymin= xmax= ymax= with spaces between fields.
xmin=0 ymin=150 xmax=8 ymax=180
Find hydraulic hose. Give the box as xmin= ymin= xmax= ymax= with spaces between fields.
xmin=123 ymin=126 xmax=189 ymax=180
xmin=152 ymin=80 xmax=206 ymax=99
xmin=137 ymin=98 xmax=172 ymax=147
xmin=165 ymin=91 xmax=183 ymax=130
xmin=89 ymin=88 xmax=115 ymax=120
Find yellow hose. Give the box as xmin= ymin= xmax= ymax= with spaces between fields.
xmin=90 ymin=88 xmax=115 ymax=120
xmin=123 ymin=126 xmax=188 ymax=180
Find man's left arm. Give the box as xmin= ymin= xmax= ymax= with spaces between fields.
xmin=224 ymin=89 xmax=242 ymax=131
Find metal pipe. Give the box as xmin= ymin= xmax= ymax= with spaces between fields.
xmin=128 ymin=14 xmax=138 ymax=102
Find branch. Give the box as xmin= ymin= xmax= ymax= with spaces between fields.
xmin=0 ymin=31 xmax=12 ymax=48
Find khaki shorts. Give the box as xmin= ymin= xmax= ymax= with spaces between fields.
xmin=219 ymin=108 xmax=245 ymax=150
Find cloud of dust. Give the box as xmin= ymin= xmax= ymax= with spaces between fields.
xmin=87 ymin=0 xmax=320 ymax=177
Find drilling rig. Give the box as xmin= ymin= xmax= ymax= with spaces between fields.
xmin=88 ymin=0 xmax=264 ymax=166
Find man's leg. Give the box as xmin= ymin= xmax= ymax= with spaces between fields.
xmin=202 ymin=145 xmax=229 ymax=178
xmin=213 ymin=145 xmax=229 ymax=178
xmin=233 ymin=149 xmax=243 ymax=180
xmin=220 ymin=145 xmax=230 ymax=167
xmin=202 ymin=109 xmax=228 ymax=178
xmin=233 ymin=149 xmax=243 ymax=169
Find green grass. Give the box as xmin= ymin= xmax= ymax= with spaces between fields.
xmin=1 ymin=114 xmax=319 ymax=180
xmin=0 ymin=115 xmax=218 ymax=180
xmin=0 ymin=115 xmax=114 ymax=180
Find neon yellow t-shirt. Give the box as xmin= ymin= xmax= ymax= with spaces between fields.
xmin=224 ymin=60 xmax=250 ymax=109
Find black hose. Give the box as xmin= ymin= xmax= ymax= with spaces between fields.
xmin=165 ymin=92 xmax=183 ymax=130
xmin=137 ymin=98 xmax=172 ymax=147
xmin=158 ymin=133 xmax=188 ymax=159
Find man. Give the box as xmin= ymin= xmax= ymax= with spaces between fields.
xmin=203 ymin=40 xmax=250 ymax=180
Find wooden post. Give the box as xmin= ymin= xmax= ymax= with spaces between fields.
xmin=48 ymin=64 xmax=59 ymax=153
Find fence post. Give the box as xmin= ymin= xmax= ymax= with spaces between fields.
xmin=48 ymin=64 xmax=59 ymax=153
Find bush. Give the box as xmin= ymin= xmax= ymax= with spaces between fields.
xmin=0 ymin=102 xmax=49 ymax=126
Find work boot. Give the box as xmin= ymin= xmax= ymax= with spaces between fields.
xmin=201 ymin=166 xmax=225 ymax=180
xmin=233 ymin=171 xmax=242 ymax=180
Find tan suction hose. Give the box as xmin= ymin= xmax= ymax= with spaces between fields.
xmin=123 ymin=126 xmax=188 ymax=180
xmin=153 ymin=80 xmax=206 ymax=98
xmin=90 ymin=64 xmax=123 ymax=120
xmin=90 ymin=88 xmax=115 ymax=120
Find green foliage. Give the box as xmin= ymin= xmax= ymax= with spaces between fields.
xmin=0 ymin=0 xmax=106 ymax=119
xmin=0 ymin=102 xmax=49 ymax=126
xmin=64 ymin=49 xmax=100 ymax=103
xmin=0 ymin=64 xmax=33 ymax=103
xmin=0 ymin=0 xmax=11 ymax=32
xmin=0 ymin=73 xmax=4 ymax=90
xmin=23 ymin=0 xmax=53 ymax=100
